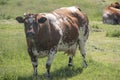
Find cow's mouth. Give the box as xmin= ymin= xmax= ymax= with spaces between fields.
xmin=26 ymin=32 xmax=35 ymax=39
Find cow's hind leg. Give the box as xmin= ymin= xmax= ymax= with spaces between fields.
xmin=78 ymin=39 xmax=87 ymax=68
xmin=46 ymin=48 xmax=56 ymax=77
xmin=67 ymin=47 xmax=77 ymax=67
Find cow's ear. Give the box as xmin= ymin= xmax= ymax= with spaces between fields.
xmin=16 ymin=17 xmax=24 ymax=23
xmin=38 ymin=17 xmax=47 ymax=23
xmin=115 ymin=2 xmax=119 ymax=4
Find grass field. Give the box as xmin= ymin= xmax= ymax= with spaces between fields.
xmin=0 ymin=0 xmax=120 ymax=80
xmin=0 ymin=0 xmax=119 ymax=20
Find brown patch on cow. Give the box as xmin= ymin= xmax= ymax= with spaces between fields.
xmin=35 ymin=15 xmax=61 ymax=50
xmin=53 ymin=7 xmax=88 ymax=44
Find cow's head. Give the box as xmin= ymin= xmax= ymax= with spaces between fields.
xmin=16 ymin=13 xmax=47 ymax=40
xmin=110 ymin=2 xmax=120 ymax=9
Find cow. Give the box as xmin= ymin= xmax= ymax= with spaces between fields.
xmin=103 ymin=2 xmax=120 ymax=24
xmin=16 ymin=6 xmax=89 ymax=79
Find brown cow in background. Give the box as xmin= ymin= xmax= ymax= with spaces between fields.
xmin=103 ymin=2 xmax=120 ymax=25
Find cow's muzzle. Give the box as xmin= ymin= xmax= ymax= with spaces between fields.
xmin=26 ymin=32 xmax=35 ymax=39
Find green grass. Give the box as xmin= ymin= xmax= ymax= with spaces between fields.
xmin=0 ymin=21 xmax=120 ymax=80
xmin=0 ymin=0 xmax=120 ymax=80
xmin=106 ymin=29 xmax=120 ymax=37
xmin=0 ymin=0 xmax=119 ymax=20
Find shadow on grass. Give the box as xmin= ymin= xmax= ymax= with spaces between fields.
xmin=18 ymin=66 xmax=83 ymax=80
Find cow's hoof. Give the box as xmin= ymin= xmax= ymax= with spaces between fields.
xmin=33 ymin=76 xmax=38 ymax=80
xmin=82 ymin=60 xmax=88 ymax=68
xmin=46 ymin=72 xmax=50 ymax=78
xmin=68 ymin=63 xmax=73 ymax=67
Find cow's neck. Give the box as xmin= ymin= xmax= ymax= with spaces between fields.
xmin=33 ymin=22 xmax=60 ymax=51
xmin=34 ymin=23 xmax=52 ymax=51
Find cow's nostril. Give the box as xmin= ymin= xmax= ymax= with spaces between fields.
xmin=26 ymin=32 xmax=35 ymax=38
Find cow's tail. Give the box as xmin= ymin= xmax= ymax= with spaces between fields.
xmin=75 ymin=6 xmax=89 ymax=40
xmin=84 ymin=23 xmax=89 ymax=36
xmin=83 ymin=14 xmax=89 ymax=41
xmin=75 ymin=6 xmax=82 ymax=11
xmin=77 ymin=7 xmax=82 ymax=11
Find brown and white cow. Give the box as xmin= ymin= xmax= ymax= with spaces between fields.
xmin=103 ymin=2 xmax=120 ymax=24
xmin=16 ymin=6 xmax=89 ymax=79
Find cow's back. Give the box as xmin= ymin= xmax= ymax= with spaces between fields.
xmin=53 ymin=7 xmax=88 ymax=28
xmin=51 ymin=7 xmax=88 ymax=44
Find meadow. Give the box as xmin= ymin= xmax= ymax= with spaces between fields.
xmin=0 ymin=0 xmax=120 ymax=80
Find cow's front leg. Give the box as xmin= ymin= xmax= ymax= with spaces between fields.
xmin=68 ymin=54 xmax=73 ymax=67
xmin=46 ymin=48 xmax=56 ymax=77
xmin=32 ymin=56 xmax=38 ymax=79
xmin=28 ymin=49 xmax=38 ymax=79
